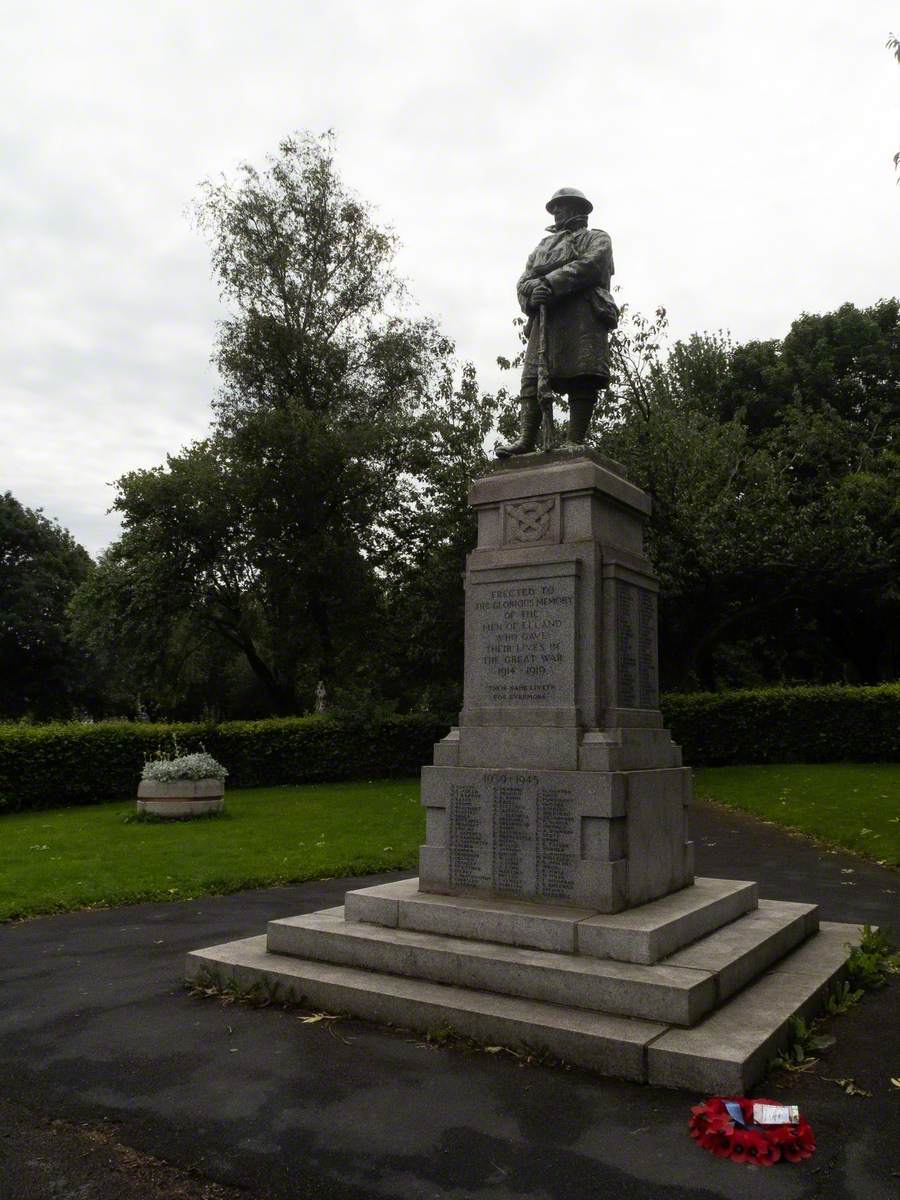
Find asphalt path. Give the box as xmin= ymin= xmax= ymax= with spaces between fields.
xmin=0 ymin=798 xmax=897 ymax=1200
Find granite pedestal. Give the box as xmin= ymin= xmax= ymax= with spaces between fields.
xmin=188 ymin=451 xmax=858 ymax=1091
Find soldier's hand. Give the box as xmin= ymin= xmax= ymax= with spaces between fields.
xmin=531 ymin=282 xmax=552 ymax=305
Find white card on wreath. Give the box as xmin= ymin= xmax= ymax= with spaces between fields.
xmin=753 ymin=1103 xmax=799 ymax=1125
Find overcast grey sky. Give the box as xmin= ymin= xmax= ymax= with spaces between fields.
xmin=3 ymin=0 xmax=898 ymax=555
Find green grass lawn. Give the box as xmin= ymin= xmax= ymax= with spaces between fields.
xmin=0 ymin=779 xmax=424 ymax=922
xmin=1 ymin=765 xmax=897 ymax=922
xmin=695 ymin=763 xmax=900 ymax=868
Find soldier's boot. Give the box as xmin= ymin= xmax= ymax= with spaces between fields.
xmin=561 ymin=396 xmax=595 ymax=450
xmin=495 ymin=394 xmax=541 ymax=458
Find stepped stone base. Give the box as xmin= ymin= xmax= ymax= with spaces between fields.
xmin=187 ymin=876 xmax=859 ymax=1092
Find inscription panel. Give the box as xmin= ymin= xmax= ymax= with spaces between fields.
xmin=615 ymin=580 xmax=638 ymax=708
xmin=637 ymin=588 xmax=659 ymax=708
xmin=536 ymin=784 xmax=578 ymax=898
xmin=615 ymin=579 xmax=659 ymax=709
xmin=467 ymin=575 xmax=576 ymax=708
xmin=447 ymin=773 xmax=580 ymax=901
xmin=448 ymin=783 xmax=492 ymax=891
xmin=493 ymin=780 xmax=537 ymax=894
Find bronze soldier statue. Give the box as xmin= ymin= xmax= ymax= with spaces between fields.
xmin=496 ymin=188 xmax=618 ymax=457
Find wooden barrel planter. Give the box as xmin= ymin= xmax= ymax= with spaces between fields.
xmin=136 ymin=778 xmax=225 ymax=818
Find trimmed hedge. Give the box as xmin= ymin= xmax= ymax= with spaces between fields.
xmin=0 ymin=715 xmax=449 ymax=813
xmin=662 ymin=684 xmax=900 ymax=767
xmin=1 ymin=684 xmax=897 ymax=813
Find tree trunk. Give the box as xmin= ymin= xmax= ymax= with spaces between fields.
xmin=238 ymin=633 xmax=296 ymax=714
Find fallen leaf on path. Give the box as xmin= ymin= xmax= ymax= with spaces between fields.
xmin=299 ymin=1011 xmax=343 ymax=1024
xmin=824 ymin=1076 xmax=872 ymax=1097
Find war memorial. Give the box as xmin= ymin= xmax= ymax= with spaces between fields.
xmin=187 ymin=189 xmax=859 ymax=1092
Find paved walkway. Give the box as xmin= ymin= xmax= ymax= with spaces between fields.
xmin=0 ymin=799 xmax=897 ymax=1200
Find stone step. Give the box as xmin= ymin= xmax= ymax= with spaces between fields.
xmin=346 ymin=876 xmax=759 ymax=963
xmin=267 ymin=907 xmax=717 ymax=1025
xmin=346 ymin=877 xmax=598 ymax=953
xmin=648 ymin=922 xmax=857 ymax=1091
xmin=663 ymin=899 xmax=817 ymax=1004
xmin=187 ymin=934 xmax=668 ymax=1082
xmin=265 ymin=900 xmax=816 ymax=1027
xmin=575 ymin=877 xmax=759 ymax=963
xmin=185 ymin=921 xmax=859 ymax=1092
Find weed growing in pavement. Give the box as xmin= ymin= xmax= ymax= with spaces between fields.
xmin=769 ymin=1015 xmax=836 ymax=1073
xmin=187 ymin=967 xmax=300 ymax=1009
xmin=845 ymin=924 xmax=900 ymax=991
xmin=188 ymin=973 xmax=565 ymax=1068
xmin=770 ymin=926 xmax=897 ymax=1075
xmin=825 ymin=979 xmax=865 ymax=1015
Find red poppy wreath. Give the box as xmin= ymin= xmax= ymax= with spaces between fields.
xmin=689 ymin=1096 xmax=815 ymax=1166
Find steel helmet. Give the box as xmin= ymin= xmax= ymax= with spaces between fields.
xmin=545 ymin=187 xmax=593 ymax=215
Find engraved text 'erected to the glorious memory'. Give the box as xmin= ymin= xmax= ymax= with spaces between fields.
xmin=468 ymin=576 xmax=575 ymax=707
xmin=448 ymin=774 xmax=578 ymax=901
xmin=615 ymin=579 xmax=659 ymax=709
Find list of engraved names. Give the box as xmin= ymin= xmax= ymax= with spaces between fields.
xmin=469 ymin=577 xmax=575 ymax=706
xmin=448 ymin=774 xmax=578 ymax=901
xmin=615 ymin=579 xmax=658 ymax=709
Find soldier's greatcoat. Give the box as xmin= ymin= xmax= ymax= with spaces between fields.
xmin=518 ymin=225 xmax=618 ymax=386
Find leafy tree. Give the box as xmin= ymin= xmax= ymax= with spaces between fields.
xmin=380 ymin=362 xmax=497 ymax=713
xmin=0 ymin=493 xmax=94 ymax=718
xmin=98 ymin=416 xmax=390 ymax=714
xmin=73 ymin=133 xmax=497 ymax=717
xmin=195 ymin=130 xmax=445 ymax=431
xmin=594 ymin=301 xmax=900 ymax=688
xmin=69 ymin=553 xmax=264 ymax=721
xmin=718 ymin=300 xmax=900 ymax=452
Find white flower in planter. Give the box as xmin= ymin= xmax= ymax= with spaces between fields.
xmin=137 ymin=744 xmax=228 ymax=818
xmin=141 ymin=752 xmax=228 ymax=783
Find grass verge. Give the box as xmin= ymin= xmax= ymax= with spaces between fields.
xmin=1 ymin=763 xmax=896 ymax=922
xmin=694 ymin=763 xmax=900 ymax=867
xmin=0 ymin=779 xmax=423 ymax=921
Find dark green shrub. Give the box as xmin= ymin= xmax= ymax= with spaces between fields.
xmin=662 ymin=683 xmax=900 ymax=766
xmin=0 ymin=715 xmax=449 ymax=812
xmin=1 ymin=683 xmax=897 ymax=813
